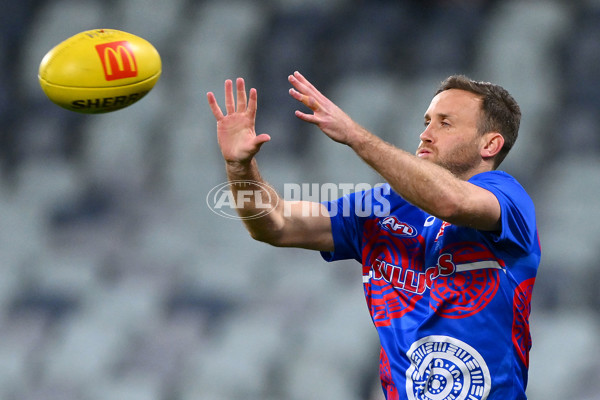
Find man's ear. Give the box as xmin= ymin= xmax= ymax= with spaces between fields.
xmin=481 ymin=132 xmax=504 ymax=159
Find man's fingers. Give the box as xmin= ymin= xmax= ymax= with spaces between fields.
xmin=290 ymin=71 xmax=322 ymax=96
xmin=247 ymin=88 xmax=258 ymax=120
xmin=306 ymin=96 xmax=320 ymax=111
xmin=236 ymin=77 xmax=247 ymax=111
xmin=207 ymin=92 xmax=224 ymax=120
xmin=294 ymin=110 xmax=319 ymax=125
xmin=289 ymin=88 xmax=320 ymax=111
xmin=255 ymin=133 xmax=271 ymax=145
xmin=216 ymin=78 xmax=255 ymax=117
xmin=224 ymin=79 xmax=235 ymax=114
xmin=288 ymin=74 xmax=310 ymax=97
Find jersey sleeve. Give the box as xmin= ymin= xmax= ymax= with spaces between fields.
xmin=320 ymin=184 xmax=393 ymax=262
xmin=470 ymin=171 xmax=538 ymax=254
xmin=320 ymin=191 xmax=364 ymax=263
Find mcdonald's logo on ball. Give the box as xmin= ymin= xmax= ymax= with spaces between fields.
xmin=38 ymin=29 xmax=161 ymax=113
xmin=95 ymin=41 xmax=138 ymax=81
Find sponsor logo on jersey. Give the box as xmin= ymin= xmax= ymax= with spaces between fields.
xmin=379 ymin=216 xmax=418 ymax=237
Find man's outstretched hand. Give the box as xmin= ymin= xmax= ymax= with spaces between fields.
xmin=288 ymin=71 xmax=361 ymax=146
xmin=207 ymin=78 xmax=271 ymax=164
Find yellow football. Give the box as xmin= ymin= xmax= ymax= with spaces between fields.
xmin=38 ymin=29 xmax=161 ymax=114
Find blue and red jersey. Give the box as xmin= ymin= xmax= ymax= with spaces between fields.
xmin=321 ymin=171 xmax=541 ymax=400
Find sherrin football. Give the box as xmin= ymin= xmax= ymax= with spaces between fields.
xmin=38 ymin=29 xmax=161 ymax=114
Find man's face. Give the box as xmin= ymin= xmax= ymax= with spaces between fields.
xmin=416 ymin=89 xmax=484 ymax=178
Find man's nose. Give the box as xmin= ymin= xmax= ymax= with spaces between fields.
xmin=420 ymin=125 xmax=433 ymax=142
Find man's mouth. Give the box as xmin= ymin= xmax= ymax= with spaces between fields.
xmin=417 ymin=148 xmax=432 ymax=157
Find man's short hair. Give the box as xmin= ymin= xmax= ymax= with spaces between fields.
xmin=436 ymin=75 xmax=521 ymax=168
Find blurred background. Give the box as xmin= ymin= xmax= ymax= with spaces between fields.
xmin=0 ymin=0 xmax=599 ymax=399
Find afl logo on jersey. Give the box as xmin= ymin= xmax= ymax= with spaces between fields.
xmin=380 ymin=216 xmax=418 ymax=237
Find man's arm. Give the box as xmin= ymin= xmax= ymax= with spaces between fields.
xmin=347 ymin=131 xmax=501 ymax=230
xmin=288 ymin=71 xmax=501 ymax=231
xmin=207 ymin=78 xmax=334 ymax=251
xmin=223 ymin=159 xmax=334 ymax=251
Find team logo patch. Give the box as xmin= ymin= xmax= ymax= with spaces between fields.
xmin=406 ymin=335 xmax=491 ymax=400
